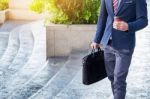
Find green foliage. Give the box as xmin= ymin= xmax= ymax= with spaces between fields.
xmin=0 ymin=0 xmax=9 ymax=10
xmin=29 ymin=0 xmax=46 ymax=14
xmin=30 ymin=0 xmax=101 ymax=24
xmin=82 ymin=0 xmax=101 ymax=24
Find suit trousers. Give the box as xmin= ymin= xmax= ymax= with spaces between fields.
xmin=104 ymin=43 xmax=134 ymax=99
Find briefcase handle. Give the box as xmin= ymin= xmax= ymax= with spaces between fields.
xmin=91 ymin=47 xmax=101 ymax=52
xmin=91 ymin=47 xmax=102 ymax=56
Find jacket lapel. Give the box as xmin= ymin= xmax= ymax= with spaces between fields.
xmin=116 ymin=0 xmax=126 ymax=15
xmin=106 ymin=0 xmax=114 ymax=16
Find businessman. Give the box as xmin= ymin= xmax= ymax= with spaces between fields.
xmin=91 ymin=0 xmax=148 ymax=99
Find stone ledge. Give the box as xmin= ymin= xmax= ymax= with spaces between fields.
xmin=46 ymin=24 xmax=96 ymax=57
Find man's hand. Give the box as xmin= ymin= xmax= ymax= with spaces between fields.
xmin=91 ymin=42 xmax=100 ymax=49
xmin=113 ymin=21 xmax=129 ymax=31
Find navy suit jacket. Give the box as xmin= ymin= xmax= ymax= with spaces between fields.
xmin=93 ymin=0 xmax=148 ymax=49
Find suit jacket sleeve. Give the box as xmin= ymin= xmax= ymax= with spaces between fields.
xmin=93 ymin=0 xmax=108 ymax=44
xmin=128 ymin=0 xmax=148 ymax=32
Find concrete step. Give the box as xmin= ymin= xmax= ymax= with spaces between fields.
xmin=0 ymin=32 xmax=9 ymax=58
xmin=0 ymin=27 xmax=20 ymax=75
xmin=8 ymin=25 xmax=34 ymax=71
xmin=0 ymin=25 xmax=34 ymax=89
xmin=28 ymin=50 xmax=88 ymax=99
xmin=9 ymin=0 xmax=32 ymax=9
xmin=54 ymin=69 xmax=110 ymax=99
xmin=0 ymin=21 xmax=46 ymax=99
xmin=0 ymin=20 xmax=30 ymax=32
xmin=8 ymin=9 xmax=44 ymax=21
xmin=8 ymin=57 xmax=68 ymax=99
xmin=0 ymin=25 xmax=34 ymax=99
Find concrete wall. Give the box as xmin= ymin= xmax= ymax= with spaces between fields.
xmin=46 ymin=24 xmax=96 ymax=57
xmin=0 ymin=11 xmax=5 ymax=24
xmin=5 ymin=0 xmax=44 ymax=21
xmin=0 ymin=10 xmax=9 ymax=24
xmin=9 ymin=0 xmax=32 ymax=9
xmin=8 ymin=9 xmax=44 ymax=21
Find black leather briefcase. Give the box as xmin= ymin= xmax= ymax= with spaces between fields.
xmin=82 ymin=47 xmax=107 ymax=85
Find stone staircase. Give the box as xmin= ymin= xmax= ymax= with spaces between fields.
xmin=28 ymin=50 xmax=88 ymax=99
xmin=0 ymin=26 xmax=20 ymax=75
xmin=8 ymin=57 xmax=68 ymax=99
xmin=0 ymin=21 xmax=93 ymax=99
xmin=0 ymin=20 xmax=93 ymax=99
xmin=0 ymin=32 xmax=9 ymax=58
xmin=0 ymin=21 xmax=47 ymax=99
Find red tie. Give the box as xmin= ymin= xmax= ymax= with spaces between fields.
xmin=113 ymin=0 xmax=118 ymax=14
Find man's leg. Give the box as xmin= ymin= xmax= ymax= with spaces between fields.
xmin=104 ymin=45 xmax=116 ymax=95
xmin=113 ymin=49 xmax=134 ymax=99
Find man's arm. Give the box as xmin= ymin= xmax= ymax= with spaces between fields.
xmin=128 ymin=0 xmax=148 ymax=32
xmin=93 ymin=0 xmax=108 ymax=44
